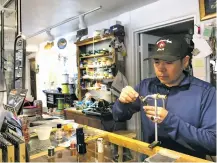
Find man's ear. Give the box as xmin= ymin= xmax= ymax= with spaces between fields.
xmin=183 ymin=56 xmax=190 ymax=69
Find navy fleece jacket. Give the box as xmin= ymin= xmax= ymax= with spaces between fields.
xmin=112 ymin=73 xmax=216 ymax=158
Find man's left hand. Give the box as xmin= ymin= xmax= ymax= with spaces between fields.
xmin=143 ymin=106 xmax=168 ymax=123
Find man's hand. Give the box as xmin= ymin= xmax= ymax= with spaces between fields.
xmin=119 ymin=86 xmax=139 ymax=103
xmin=143 ymin=106 xmax=168 ymax=123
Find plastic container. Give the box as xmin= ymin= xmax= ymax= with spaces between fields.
xmin=62 ymin=74 xmax=69 ymax=83
xmin=34 ymin=126 xmax=52 ymax=140
xmin=97 ymin=138 xmax=104 ymax=153
xmin=55 ymin=124 xmax=63 ymax=141
xmin=62 ymin=84 xmax=69 ymax=94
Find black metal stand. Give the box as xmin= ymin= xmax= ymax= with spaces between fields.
xmin=148 ymin=141 xmax=161 ymax=149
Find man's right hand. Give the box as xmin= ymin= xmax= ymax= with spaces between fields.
xmin=119 ymin=86 xmax=139 ymax=103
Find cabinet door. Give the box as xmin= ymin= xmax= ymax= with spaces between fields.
xmin=88 ymin=117 xmax=101 ymax=129
xmin=65 ymin=111 xmax=80 ymax=123
xmin=65 ymin=111 xmax=101 ymax=128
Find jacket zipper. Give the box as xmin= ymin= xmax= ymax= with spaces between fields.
xmin=165 ymin=89 xmax=170 ymax=109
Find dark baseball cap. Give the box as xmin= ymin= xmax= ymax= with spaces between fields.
xmin=146 ymin=35 xmax=189 ymax=62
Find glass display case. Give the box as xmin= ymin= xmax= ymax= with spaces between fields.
xmin=29 ymin=124 xmax=209 ymax=162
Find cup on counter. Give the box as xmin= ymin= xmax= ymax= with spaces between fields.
xmin=34 ymin=126 xmax=52 ymax=140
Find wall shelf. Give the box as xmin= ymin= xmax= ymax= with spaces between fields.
xmin=82 ymin=77 xmax=114 ymax=81
xmin=80 ymin=64 xmax=113 ymax=69
xmin=81 ymin=87 xmax=101 ymax=91
xmin=76 ymin=34 xmax=117 ymax=100
xmin=75 ymin=34 xmax=114 ymax=47
xmin=80 ymin=53 xmax=111 ymax=59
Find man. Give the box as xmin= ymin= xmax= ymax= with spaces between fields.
xmin=112 ymin=35 xmax=216 ymax=159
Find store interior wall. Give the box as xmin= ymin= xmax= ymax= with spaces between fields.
xmin=28 ymin=0 xmax=216 ymax=130
xmin=29 ymin=32 xmax=77 ymax=106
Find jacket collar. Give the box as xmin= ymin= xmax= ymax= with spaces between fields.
xmin=152 ymin=71 xmax=191 ymax=88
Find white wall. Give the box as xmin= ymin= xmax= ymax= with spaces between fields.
xmin=33 ymin=32 xmax=77 ymax=106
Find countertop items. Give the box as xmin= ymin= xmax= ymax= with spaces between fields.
xmin=28 ymin=121 xmax=209 ymax=162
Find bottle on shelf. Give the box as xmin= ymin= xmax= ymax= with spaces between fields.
xmin=55 ymin=124 xmax=63 ymax=142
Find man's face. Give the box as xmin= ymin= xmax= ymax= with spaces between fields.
xmin=153 ymin=57 xmax=188 ymax=86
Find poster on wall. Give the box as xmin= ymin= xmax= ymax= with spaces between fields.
xmin=199 ymin=0 xmax=217 ymax=21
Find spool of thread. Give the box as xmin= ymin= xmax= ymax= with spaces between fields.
xmin=62 ymin=83 xmax=69 ymax=94
xmin=48 ymin=146 xmax=55 ymax=156
xmin=56 ymin=98 xmax=64 ymax=110
xmin=97 ymin=138 xmax=104 ymax=153
xmin=70 ymin=140 xmax=77 ymax=156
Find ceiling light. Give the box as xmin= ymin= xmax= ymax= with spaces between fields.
xmin=46 ymin=30 xmax=55 ymax=42
xmin=78 ymin=15 xmax=87 ymax=30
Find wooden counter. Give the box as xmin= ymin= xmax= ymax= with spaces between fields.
xmin=30 ymin=124 xmax=210 ymax=162
xmin=64 ymin=108 xmax=126 ymax=131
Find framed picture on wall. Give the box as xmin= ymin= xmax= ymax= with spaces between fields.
xmin=199 ymin=0 xmax=216 ymax=21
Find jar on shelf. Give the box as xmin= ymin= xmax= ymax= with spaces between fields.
xmin=55 ymin=124 xmax=63 ymax=141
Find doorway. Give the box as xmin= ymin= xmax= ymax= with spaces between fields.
xmin=139 ymin=20 xmax=194 ymax=80
xmin=29 ymin=58 xmax=37 ymax=99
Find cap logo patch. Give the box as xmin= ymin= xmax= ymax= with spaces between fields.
xmin=156 ymin=39 xmax=172 ymax=51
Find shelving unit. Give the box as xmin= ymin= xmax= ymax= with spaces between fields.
xmin=75 ymin=34 xmax=117 ymax=100
xmin=75 ymin=34 xmax=114 ymax=47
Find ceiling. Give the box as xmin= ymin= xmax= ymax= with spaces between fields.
xmin=19 ymin=0 xmax=156 ymax=45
